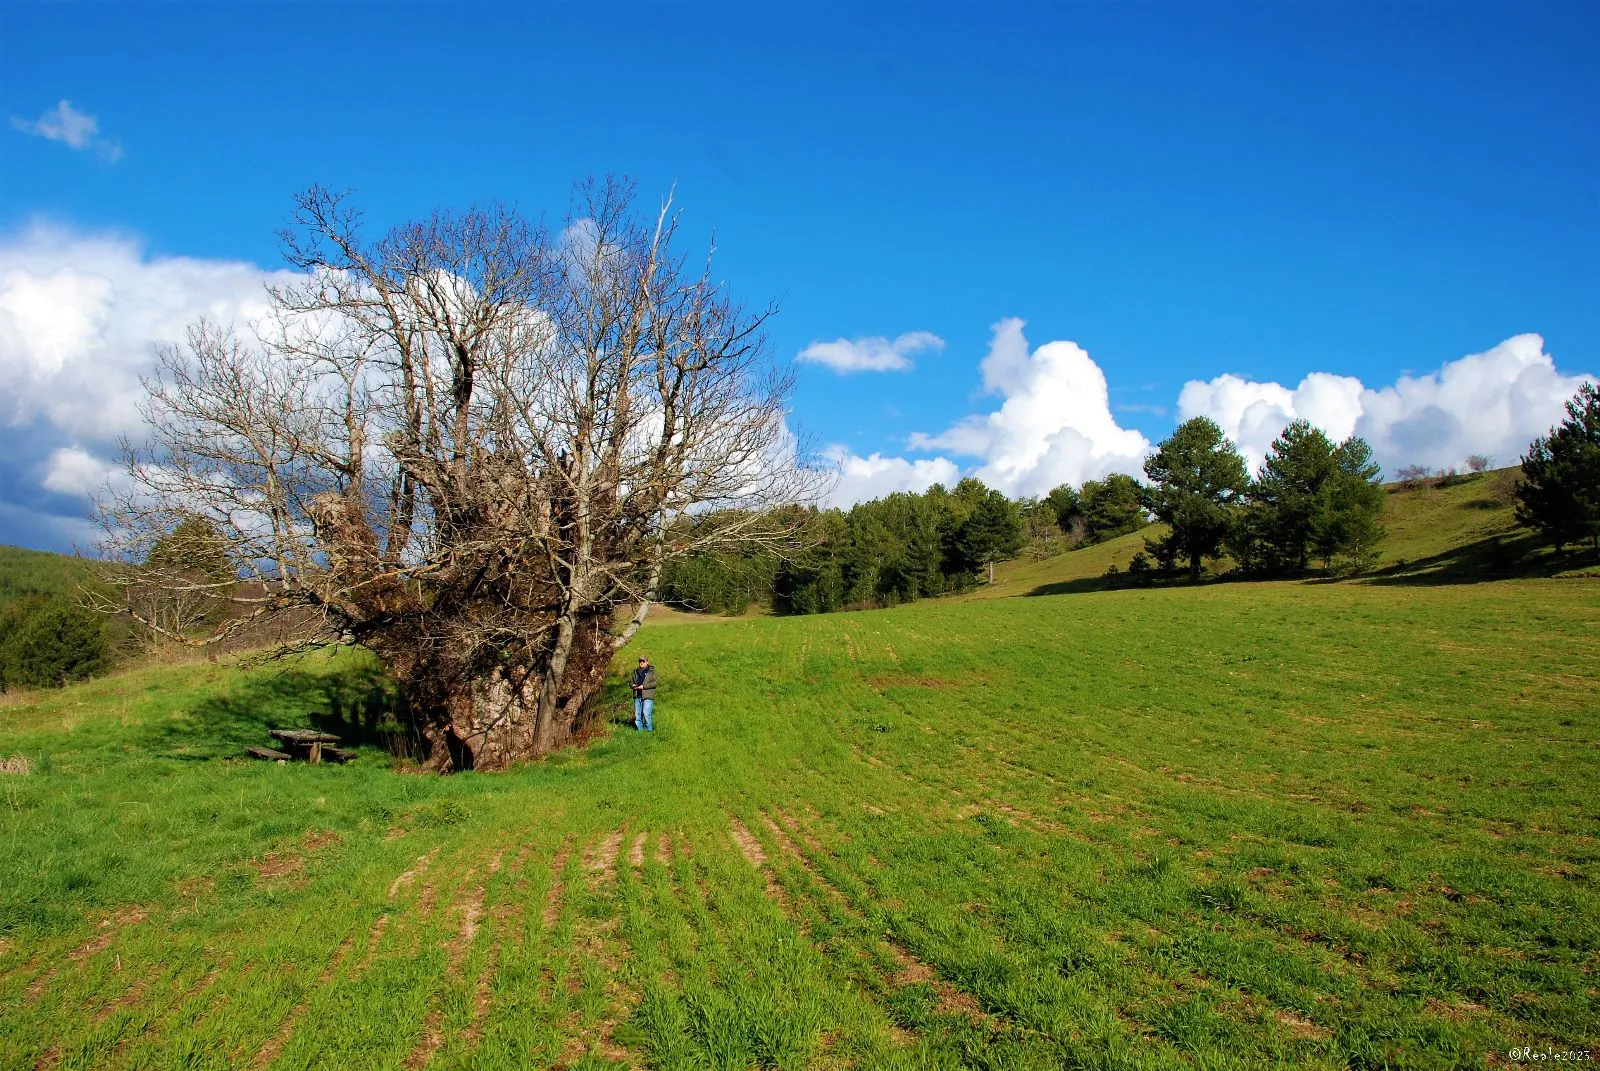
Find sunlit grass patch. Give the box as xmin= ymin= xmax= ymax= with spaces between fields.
xmin=1 ymin=578 xmax=1596 ymax=1068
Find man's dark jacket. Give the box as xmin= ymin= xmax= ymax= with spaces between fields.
xmin=632 ymin=666 xmax=658 ymax=699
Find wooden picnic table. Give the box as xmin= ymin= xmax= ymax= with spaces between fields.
xmin=267 ymin=728 xmax=341 ymax=765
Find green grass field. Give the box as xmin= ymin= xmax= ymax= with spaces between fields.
xmin=2 ymin=572 xmax=1596 ymax=1069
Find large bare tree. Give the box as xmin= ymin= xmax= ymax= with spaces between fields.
xmin=95 ymin=179 xmax=821 ymax=770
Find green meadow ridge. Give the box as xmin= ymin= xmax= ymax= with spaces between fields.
xmin=0 ymin=476 xmax=1597 ymax=1069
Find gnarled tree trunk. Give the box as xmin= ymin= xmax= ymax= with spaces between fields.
xmin=95 ymin=180 xmax=821 ymax=772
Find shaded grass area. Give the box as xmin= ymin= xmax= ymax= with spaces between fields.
xmin=1 ymin=580 xmax=1597 ymax=1068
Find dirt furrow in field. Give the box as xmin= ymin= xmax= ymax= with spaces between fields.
xmin=104 ymin=952 xmax=236 ymax=1066
xmin=543 ymin=834 xmax=576 ymax=929
xmin=90 ymin=967 xmax=154 ymax=1024
xmin=404 ymin=862 xmax=488 ymax=1070
xmin=22 ymin=906 xmax=149 ymax=1008
xmin=727 ymin=811 xmax=943 ymax=1045
xmin=249 ymin=932 xmax=357 ymax=1069
xmin=388 ymin=848 xmax=440 ymax=898
xmin=583 ymin=827 xmax=626 ymax=887
xmin=459 ymin=837 xmax=552 ymax=1058
xmin=745 ymin=808 xmax=1000 ymax=1033
xmin=555 ymin=831 xmax=642 ymax=1069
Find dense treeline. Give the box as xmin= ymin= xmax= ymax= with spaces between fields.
xmin=661 ymin=416 xmax=1396 ymax=615
xmin=660 ymin=480 xmax=1028 ymax=614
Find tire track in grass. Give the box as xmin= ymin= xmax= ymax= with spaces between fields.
xmin=402 ymin=859 xmax=489 ymax=1070
xmin=22 ymin=906 xmax=148 ymax=1005
xmin=248 ymin=931 xmax=358 ymax=1070
xmin=756 ymin=810 xmax=993 ymax=1029
xmin=555 ymin=827 xmax=642 ymax=1069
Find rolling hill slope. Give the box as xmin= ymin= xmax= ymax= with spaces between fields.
xmin=976 ymin=467 xmax=1589 ymax=600
xmin=1 ymin=577 xmax=1595 ymax=1068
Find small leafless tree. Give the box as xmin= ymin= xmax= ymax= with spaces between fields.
xmin=1023 ymin=505 xmax=1064 ymax=561
xmin=94 ymin=180 xmax=825 ymax=770
xmin=1465 ymin=454 xmax=1492 ymax=474
xmin=1065 ymin=514 xmax=1089 ymax=549
xmin=1394 ymin=464 xmax=1432 ymax=491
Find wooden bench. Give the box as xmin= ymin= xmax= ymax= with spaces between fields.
xmin=321 ymin=746 xmax=357 ymax=763
xmin=246 ymin=745 xmax=292 ymax=762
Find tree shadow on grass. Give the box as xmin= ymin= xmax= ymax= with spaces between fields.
xmin=1026 ymin=533 xmax=1596 ymax=598
xmin=138 ymin=654 xmax=655 ymax=763
xmin=1026 ymin=576 xmax=1112 ymax=597
xmin=1359 ymin=532 xmax=1597 ymax=587
xmin=134 ymin=655 xmax=412 ymax=762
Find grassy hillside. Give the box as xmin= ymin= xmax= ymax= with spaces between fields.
xmin=978 ymin=468 xmax=1589 ymax=599
xmin=0 ymin=545 xmax=93 ymax=604
xmin=2 ymin=579 xmax=1596 ymax=1068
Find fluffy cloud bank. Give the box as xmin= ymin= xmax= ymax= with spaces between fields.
xmin=827 ymin=319 xmax=1152 ymax=504
xmin=1 ymin=224 xmax=1593 ymax=539
xmin=1179 ymin=334 xmax=1595 ymax=476
xmin=0 ymin=225 xmax=291 ymax=547
xmin=10 ymin=100 xmax=122 ymax=162
xmin=825 ymin=325 xmax=1595 ymax=507
xmin=0 ymin=225 xmax=291 ymax=439
xmin=797 ymin=330 xmax=942 ymax=373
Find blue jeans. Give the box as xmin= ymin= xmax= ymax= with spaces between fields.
xmin=634 ymin=697 xmax=654 ymax=731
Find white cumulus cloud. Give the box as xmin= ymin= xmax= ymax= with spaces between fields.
xmin=10 ymin=100 xmax=122 ymax=162
xmin=824 ymin=448 xmax=961 ymax=507
xmin=0 ymin=224 xmax=292 ymax=440
xmin=0 ymin=224 xmax=293 ymax=547
xmin=41 ymin=446 xmax=120 ymax=497
xmin=1179 ymin=334 xmax=1596 ymax=476
xmin=905 ymin=318 xmax=1151 ymax=497
xmin=797 ymin=330 xmax=942 ymax=373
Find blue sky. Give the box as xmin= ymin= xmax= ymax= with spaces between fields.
xmin=1 ymin=2 xmax=1596 ymax=549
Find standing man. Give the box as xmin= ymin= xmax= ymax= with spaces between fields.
xmin=631 ymin=656 xmax=657 ymax=732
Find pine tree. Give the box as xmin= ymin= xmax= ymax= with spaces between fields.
xmin=1248 ymin=422 xmax=1386 ymax=574
xmin=1252 ymin=420 xmax=1338 ymax=573
xmin=1516 ymin=382 xmax=1600 ymax=552
xmin=1078 ymin=474 xmax=1146 ymax=543
xmin=1143 ymin=417 xmax=1250 ymax=581
xmin=1309 ymin=436 xmax=1387 ymax=572
xmin=954 ymin=488 xmax=1025 ymax=583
